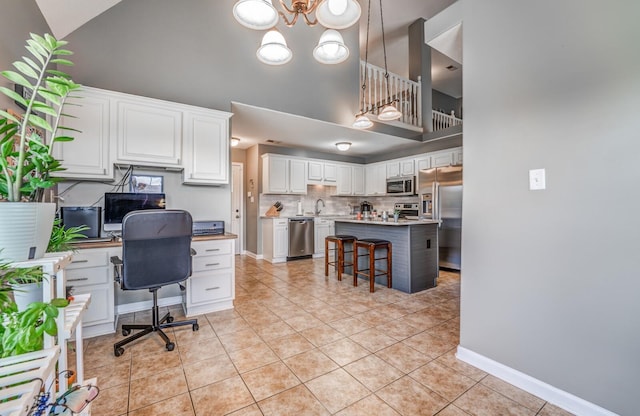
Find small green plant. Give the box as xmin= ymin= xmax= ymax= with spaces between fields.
xmin=0 ymin=33 xmax=81 ymax=202
xmin=47 ymin=218 xmax=88 ymax=253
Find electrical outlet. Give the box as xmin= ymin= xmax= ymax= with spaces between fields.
xmin=529 ymin=168 xmax=546 ymax=190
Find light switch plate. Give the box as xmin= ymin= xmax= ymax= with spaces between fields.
xmin=529 ymin=168 xmax=546 ymax=190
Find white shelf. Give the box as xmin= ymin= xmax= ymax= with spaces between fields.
xmin=62 ymin=293 xmax=91 ymax=339
xmin=0 ymin=347 xmax=60 ymax=416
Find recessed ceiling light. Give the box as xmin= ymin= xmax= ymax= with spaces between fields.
xmin=230 ymin=138 xmax=240 ymax=147
xmin=335 ymin=142 xmax=351 ymax=151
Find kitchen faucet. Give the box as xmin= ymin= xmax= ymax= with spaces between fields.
xmin=314 ymin=198 xmax=325 ymax=216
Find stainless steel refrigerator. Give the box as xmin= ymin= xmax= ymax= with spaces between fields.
xmin=418 ymin=165 xmax=462 ymax=270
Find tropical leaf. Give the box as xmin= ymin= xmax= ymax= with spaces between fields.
xmin=13 ymin=61 xmax=39 ymax=79
xmin=1 ymin=70 xmax=33 ymax=89
xmin=50 ymin=58 xmax=74 ymax=66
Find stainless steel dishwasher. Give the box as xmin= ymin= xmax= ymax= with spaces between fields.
xmin=288 ymin=217 xmax=314 ymax=259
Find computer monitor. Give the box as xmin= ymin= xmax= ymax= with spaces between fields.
xmin=103 ymin=192 xmax=166 ymax=232
xmin=60 ymin=206 xmax=102 ymax=238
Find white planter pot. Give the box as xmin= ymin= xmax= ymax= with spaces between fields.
xmin=0 ymin=202 xmax=56 ymax=262
xmin=11 ymin=282 xmax=43 ymax=311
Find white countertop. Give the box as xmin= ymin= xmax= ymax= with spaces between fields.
xmin=334 ymin=218 xmax=440 ymax=226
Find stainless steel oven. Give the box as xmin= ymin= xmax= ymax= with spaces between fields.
xmin=386 ymin=176 xmax=415 ymax=195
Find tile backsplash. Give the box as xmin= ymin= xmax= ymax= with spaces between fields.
xmin=260 ymin=185 xmax=419 ymax=217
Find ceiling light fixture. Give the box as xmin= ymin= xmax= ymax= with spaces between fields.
xmin=233 ymin=0 xmax=360 ymax=65
xmin=352 ymin=0 xmax=401 ymax=129
xmin=335 ymin=141 xmax=351 ymax=151
xmin=231 ymin=138 xmax=240 ymax=147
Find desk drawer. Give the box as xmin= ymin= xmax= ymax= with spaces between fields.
xmin=68 ymin=251 xmax=110 ymax=269
xmin=189 ymin=271 xmax=233 ymax=304
xmin=192 ymin=240 xmax=233 ymax=257
xmin=192 ymin=254 xmax=232 ymax=272
xmin=66 ymin=267 xmax=110 ymax=286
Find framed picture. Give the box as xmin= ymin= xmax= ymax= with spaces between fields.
xmin=7 ymin=108 xmax=45 ymax=141
xmin=13 ymin=84 xmax=42 ymax=117
xmin=130 ymin=174 xmax=164 ymax=193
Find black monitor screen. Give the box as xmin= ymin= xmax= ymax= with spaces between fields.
xmin=104 ymin=193 xmax=166 ymax=230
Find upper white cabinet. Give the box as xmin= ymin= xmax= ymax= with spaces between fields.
xmin=182 ymin=109 xmax=231 ymax=185
xmin=431 ymin=151 xmax=456 ymax=168
xmin=52 ymin=87 xmax=114 ymax=180
xmin=262 ymin=154 xmax=307 ymax=194
xmin=453 ymin=148 xmax=463 ymax=165
xmin=415 ymin=157 xmax=431 ymax=173
xmin=307 ymin=161 xmax=337 ymax=185
xmin=366 ymin=163 xmax=386 ymax=196
xmin=386 ymin=158 xmax=415 ymax=178
xmin=115 ymin=98 xmax=183 ymax=168
xmin=336 ymin=165 xmax=365 ymax=196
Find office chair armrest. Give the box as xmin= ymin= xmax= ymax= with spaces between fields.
xmin=190 ymin=248 xmax=197 ymax=256
xmin=110 ymin=256 xmax=123 ymax=284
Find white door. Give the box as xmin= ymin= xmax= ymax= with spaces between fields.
xmin=232 ymin=163 xmax=243 ymax=254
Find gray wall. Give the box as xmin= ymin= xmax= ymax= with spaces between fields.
xmin=460 ymin=1 xmax=640 ymax=415
xmin=0 ymin=1 xmax=50 ymax=111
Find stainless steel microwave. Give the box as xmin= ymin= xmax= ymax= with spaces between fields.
xmin=386 ymin=176 xmax=416 ymax=195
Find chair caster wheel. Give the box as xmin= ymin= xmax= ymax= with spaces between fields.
xmin=166 ymin=342 xmax=175 ymax=351
xmin=167 ymin=316 xmax=174 ymax=323
xmin=114 ymin=347 xmax=125 ymax=357
xmin=192 ymin=323 xmax=199 ymax=331
xmin=122 ymin=329 xmax=131 ymax=336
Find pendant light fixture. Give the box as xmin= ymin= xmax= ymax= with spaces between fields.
xmin=352 ymin=0 xmax=401 ymax=128
xmin=233 ymin=0 xmax=360 ymax=65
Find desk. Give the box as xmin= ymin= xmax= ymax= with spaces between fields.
xmin=69 ymin=234 xmax=237 ymax=338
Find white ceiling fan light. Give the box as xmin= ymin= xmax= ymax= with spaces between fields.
xmin=335 ymin=141 xmax=351 ymax=151
xmin=233 ymin=0 xmax=279 ymax=30
xmin=316 ymin=0 xmax=361 ymax=29
xmin=313 ymin=29 xmax=349 ymax=64
xmin=257 ymin=29 xmax=293 ymax=65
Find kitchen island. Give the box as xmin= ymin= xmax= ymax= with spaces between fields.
xmin=334 ymin=219 xmax=440 ymax=293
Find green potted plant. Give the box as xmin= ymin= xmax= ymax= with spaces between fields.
xmin=0 ymin=33 xmax=81 ymax=262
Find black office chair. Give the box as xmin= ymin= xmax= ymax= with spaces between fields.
xmin=111 ymin=209 xmax=199 ymax=357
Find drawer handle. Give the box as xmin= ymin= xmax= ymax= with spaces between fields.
xmin=205 ymin=248 xmax=221 ymax=252
xmin=68 ymin=277 xmax=89 ymax=282
xmin=205 ymin=286 xmax=221 ymax=291
xmin=205 ymin=263 xmax=221 ymax=267
xmin=71 ymin=260 xmax=89 ymax=264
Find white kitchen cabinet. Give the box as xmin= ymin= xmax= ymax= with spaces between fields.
xmin=308 ymin=161 xmax=337 ymax=185
xmin=313 ymin=218 xmax=335 ymax=258
xmin=66 ymin=247 xmax=116 ymax=338
xmin=182 ymin=108 xmax=231 ymax=185
xmin=184 ymin=239 xmax=235 ymax=316
xmin=431 ymin=151 xmax=455 ymax=167
xmin=366 ymin=163 xmax=386 ymax=196
xmin=262 ymin=154 xmax=307 ymax=194
xmin=114 ymin=96 xmax=183 ymax=168
xmin=386 ymin=158 xmax=415 ymax=178
xmin=353 ymin=166 xmax=365 ymax=195
xmin=336 ymin=165 xmax=365 ymax=196
xmin=52 ymin=87 xmax=114 ymax=180
xmin=415 ymin=157 xmax=431 ymax=173
xmin=262 ymin=218 xmax=288 ymax=263
xmin=453 ymin=148 xmax=463 ymax=165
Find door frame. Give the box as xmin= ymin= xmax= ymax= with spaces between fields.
xmin=231 ymin=162 xmax=244 ymax=254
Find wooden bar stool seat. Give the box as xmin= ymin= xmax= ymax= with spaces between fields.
xmin=325 ymin=235 xmax=357 ymax=281
xmin=353 ymin=239 xmax=392 ymax=292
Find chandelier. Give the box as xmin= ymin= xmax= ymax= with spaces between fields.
xmin=353 ymin=0 xmax=401 ymax=128
xmin=233 ymin=0 xmax=361 ymax=65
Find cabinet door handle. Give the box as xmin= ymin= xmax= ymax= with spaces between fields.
xmin=205 ymin=263 xmax=220 ymax=267
xmin=68 ymin=277 xmax=89 ymax=282
xmin=205 ymin=286 xmax=220 ymax=291
xmin=205 ymin=248 xmax=220 ymax=252
xmin=72 ymin=259 xmax=89 ymax=264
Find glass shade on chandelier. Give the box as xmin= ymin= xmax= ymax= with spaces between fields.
xmin=378 ymin=102 xmax=402 ymax=121
xmin=233 ymin=0 xmax=360 ymax=65
xmin=257 ymin=29 xmax=293 ymax=65
xmin=316 ymin=0 xmax=362 ymax=29
xmin=313 ymin=29 xmax=349 ymax=64
xmin=352 ymin=114 xmax=373 ymax=129
xmin=233 ymin=0 xmax=279 ymax=30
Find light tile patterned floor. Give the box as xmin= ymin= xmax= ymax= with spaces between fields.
xmin=85 ymin=256 xmax=575 ymax=415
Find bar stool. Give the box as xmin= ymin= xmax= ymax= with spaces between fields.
xmin=353 ymin=239 xmax=392 ymax=292
xmin=325 ymin=235 xmax=357 ymax=281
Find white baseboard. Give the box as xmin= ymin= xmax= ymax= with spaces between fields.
xmin=243 ymin=251 xmax=262 ymax=260
xmin=115 ymin=295 xmax=183 ymax=315
xmin=456 ymin=346 xmax=619 ymax=416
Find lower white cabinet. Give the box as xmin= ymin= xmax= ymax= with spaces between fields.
xmin=313 ymin=218 xmax=335 ymax=258
xmin=184 ymin=239 xmax=235 ymax=316
xmin=66 ymin=247 xmax=116 ymax=338
xmin=262 ymin=218 xmax=288 ymax=263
